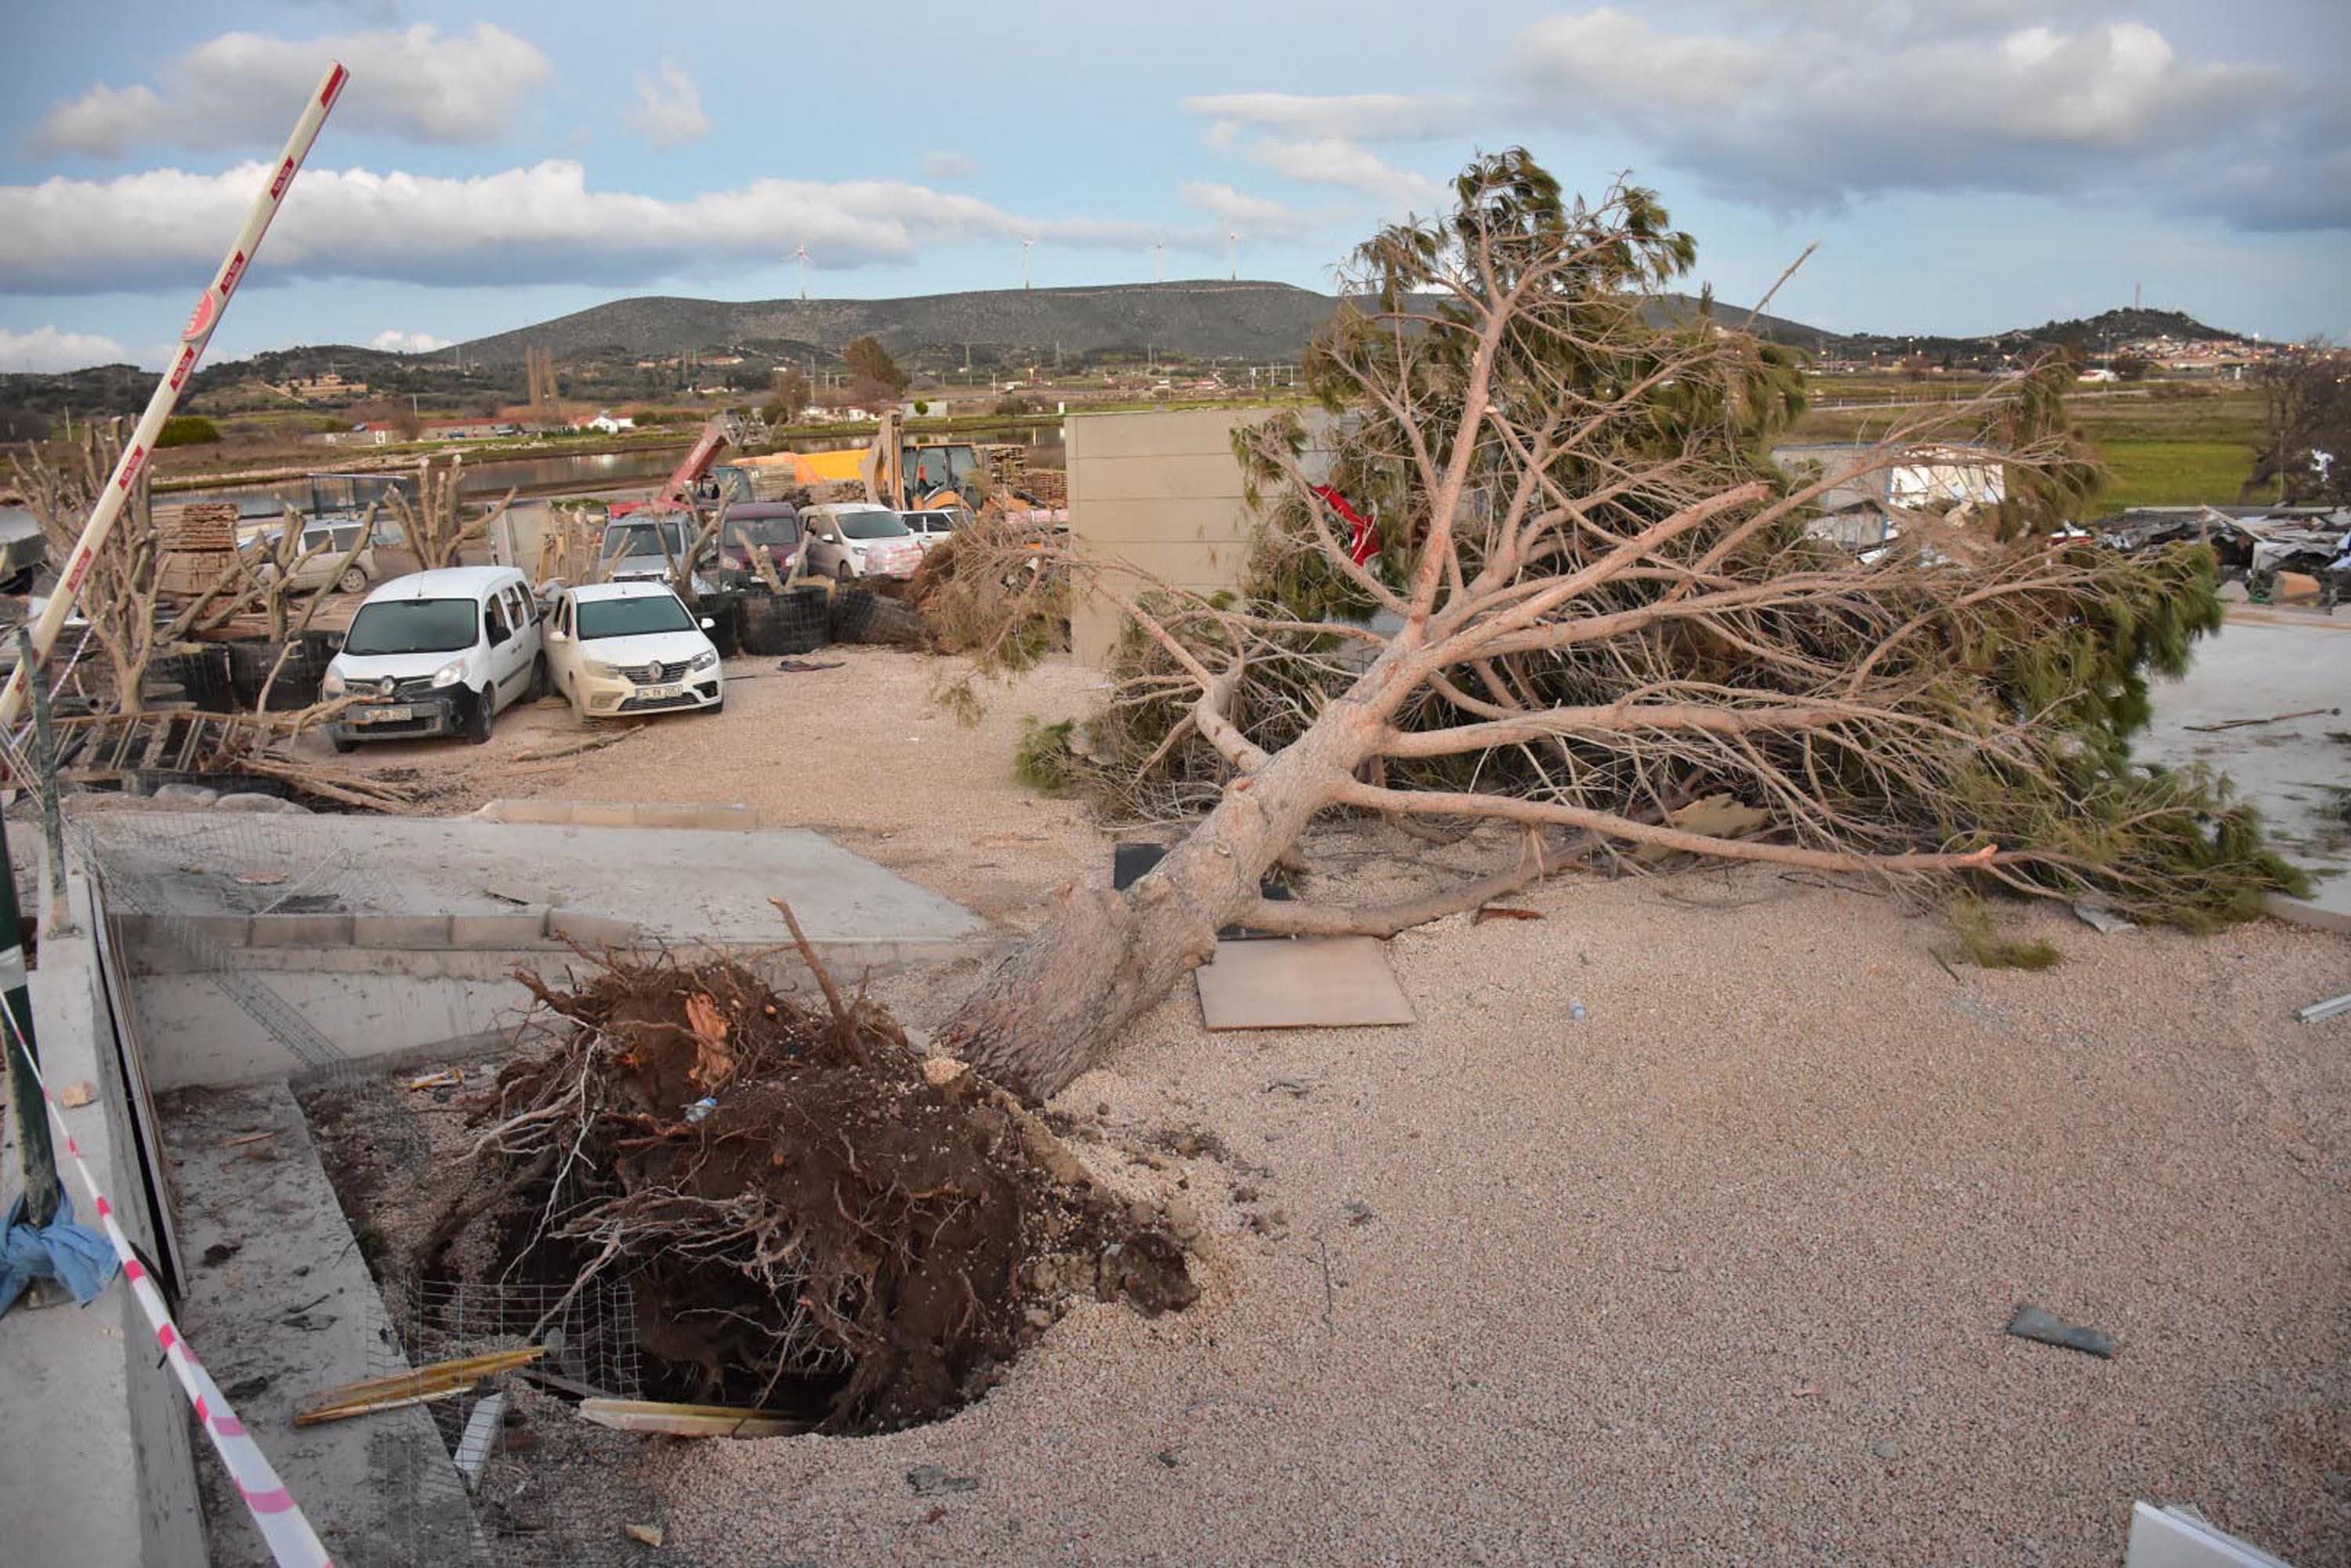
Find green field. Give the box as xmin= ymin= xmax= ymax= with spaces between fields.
xmin=1791 ymin=383 xmax=2269 ymax=512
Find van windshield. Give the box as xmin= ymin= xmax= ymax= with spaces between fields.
xmin=838 ymin=510 xmax=909 ymax=541
xmin=603 ymin=520 xmax=689 ymax=559
xmin=343 ymin=597 xmax=477 ymax=656
xmin=577 ymin=595 xmax=694 ymax=639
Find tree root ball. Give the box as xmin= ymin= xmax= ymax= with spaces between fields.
xmin=428 ymin=951 xmax=1196 ymax=1434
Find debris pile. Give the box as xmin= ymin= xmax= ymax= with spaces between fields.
xmin=427 ymin=931 xmax=1194 ymax=1433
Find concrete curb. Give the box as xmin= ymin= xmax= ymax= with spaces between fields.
xmin=473 ymin=798 xmax=763 ymax=832
xmin=2266 ymin=892 xmax=2351 ymax=936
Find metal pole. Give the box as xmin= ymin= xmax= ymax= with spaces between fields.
xmin=0 ymin=802 xmax=59 ymax=1227
xmin=0 ymin=62 xmax=347 ymax=742
xmin=20 ymin=632 xmax=69 ymax=935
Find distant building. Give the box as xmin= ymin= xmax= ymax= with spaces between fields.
xmin=275 ymin=371 xmax=369 ymax=402
xmin=1770 ymin=442 xmax=2006 ymax=548
xmin=579 ymin=411 xmax=636 ymax=435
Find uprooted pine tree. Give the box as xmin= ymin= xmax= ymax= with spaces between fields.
xmin=928 ymin=151 xmax=2302 ymax=1103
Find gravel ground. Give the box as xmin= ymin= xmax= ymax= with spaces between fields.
xmin=306 ymin=650 xmax=2351 ymax=1564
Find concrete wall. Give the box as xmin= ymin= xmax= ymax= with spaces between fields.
xmin=4 ymin=864 xmax=208 ymax=1566
xmin=1066 ymin=407 xmax=1268 ymax=667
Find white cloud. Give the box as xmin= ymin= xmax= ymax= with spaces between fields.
xmin=0 ymin=326 xmax=130 ymax=373
xmin=1250 ymin=139 xmax=1444 ymax=206
xmin=1507 ymin=9 xmax=2346 ymax=230
xmin=369 ymin=328 xmax=452 ymax=353
xmin=34 ymin=23 xmax=553 ymax=155
xmin=921 ymin=150 xmax=978 ymax=182
xmin=626 ymin=60 xmax=712 ymax=152
xmin=1183 ymin=92 xmax=1471 ymax=143
xmin=1177 ymin=181 xmax=1313 ymax=237
xmin=0 ymin=161 xmax=1230 ymax=294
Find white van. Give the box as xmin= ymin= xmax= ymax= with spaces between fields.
xmin=322 ymin=566 xmax=544 ymax=751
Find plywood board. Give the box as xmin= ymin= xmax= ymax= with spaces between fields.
xmin=1194 ymin=936 xmax=1415 ymax=1030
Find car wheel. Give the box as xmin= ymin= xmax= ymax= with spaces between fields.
xmin=465 ymin=686 xmax=494 ymax=744
xmin=336 ymin=567 xmax=368 ymax=594
xmin=331 ymin=737 xmax=357 ymax=755
xmin=836 ymin=561 xmax=855 ymax=584
xmin=526 ymin=654 xmax=547 ymax=702
xmin=708 ymin=694 xmax=725 ymax=715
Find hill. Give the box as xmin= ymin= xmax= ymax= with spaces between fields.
xmin=455 ymin=281 xmax=1347 ymax=366
xmin=455 ymin=281 xmax=1844 ymax=368
xmin=1993 ymin=307 xmax=2244 ymax=346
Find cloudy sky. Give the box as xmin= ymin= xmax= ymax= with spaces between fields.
xmin=2 ymin=0 xmax=2345 ymax=372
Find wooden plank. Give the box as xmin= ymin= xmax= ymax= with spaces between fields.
xmin=577 ymin=1397 xmax=810 ymax=1439
xmin=1194 ymin=936 xmax=1416 ymax=1031
xmin=293 ymin=1346 xmax=545 ymax=1427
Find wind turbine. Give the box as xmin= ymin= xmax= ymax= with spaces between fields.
xmin=1022 ymin=236 xmax=1034 ymax=290
xmin=1154 ymin=241 xmax=1165 ymax=284
xmin=793 ymin=244 xmax=810 ymax=301
xmin=1227 ymin=231 xmax=1240 ymax=281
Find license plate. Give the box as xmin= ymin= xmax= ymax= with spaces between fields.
xmin=357 ymin=704 xmax=415 ymax=722
xmin=636 ymin=683 xmax=683 ymax=701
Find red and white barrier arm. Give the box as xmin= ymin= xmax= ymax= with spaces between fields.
xmin=0 ymin=61 xmax=350 ymax=742
xmin=2 ymin=1001 xmax=334 ymax=1566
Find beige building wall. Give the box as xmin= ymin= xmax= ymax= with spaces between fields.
xmin=1066 ymin=406 xmax=1281 ymax=668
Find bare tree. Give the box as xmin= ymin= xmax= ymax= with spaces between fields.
xmin=2244 ymin=342 xmax=2351 ymax=506
xmin=930 ymin=154 xmax=2288 ymax=1101
xmin=386 ymin=454 xmax=511 ymax=570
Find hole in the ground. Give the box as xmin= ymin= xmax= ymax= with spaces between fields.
xmin=318 ymin=949 xmax=1196 ymax=1437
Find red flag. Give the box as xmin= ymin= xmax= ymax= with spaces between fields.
xmin=1311 ymin=483 xmax=1381 ymax=567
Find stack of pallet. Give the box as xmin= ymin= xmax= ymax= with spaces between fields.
xmin=156 ymin=502 xmax=242 ymax=598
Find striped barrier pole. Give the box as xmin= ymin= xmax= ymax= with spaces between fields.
xmin=0 ymin=61 xmax=349 ymax=742
xmin=2 ymin=1003 xmax=334 ymax=1566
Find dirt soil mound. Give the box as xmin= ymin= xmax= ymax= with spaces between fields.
xmin=426 ymin=942 xmax=1194 ymax=1433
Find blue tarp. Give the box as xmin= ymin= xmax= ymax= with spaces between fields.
xmin=0 ymin=1192 xmax=119 ymax=1317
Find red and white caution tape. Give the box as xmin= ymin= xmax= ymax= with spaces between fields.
xmin=0 ymin=60 xmax=348 ymax=741
xmin=2 ymin=990 xmax=333 ymax=1566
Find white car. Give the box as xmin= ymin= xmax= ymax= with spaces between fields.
xmin=543 ymin=581 xmax=724 ymax=721
xmin=898 ymin=508 xmax=968 ymax=553
xmin=323 ymin=566 xmax=544 ymax=750
xmin=249 ymin=517 xmax=378 ymax=595
xmin=800 ymin=504 xmax=923 ymax=581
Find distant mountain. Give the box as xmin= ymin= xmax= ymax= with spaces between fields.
xmin=455 ymin=281 xmax=1347 ymax=365
xmin=1991 ymin=307 xmax=2245 ymax=346
xmin=454 ymin=281 xmax=1843 ymax=367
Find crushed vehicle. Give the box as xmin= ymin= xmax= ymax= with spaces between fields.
xmin=322 ymin=566 xmax=545 ymax=750
xmin=542 ymin=580 xmax=725 ymax=720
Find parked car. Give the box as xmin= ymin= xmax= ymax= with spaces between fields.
xmin=543 ymin=581 xmax=724 ymax=721
xmin=898 ymin=507 xmax=968 ymax=553
xmin=598 ymin=509 xmax=719 ymax=596
xmin=321 ymin=566 xmax=544 ymax=750
xmin=800 ymin=504 xmax=922 ymax=581
xmin=248 ymin=518 xmax=377 ymax=595
xmin=715 ymin=502 xmax=802 ymax=578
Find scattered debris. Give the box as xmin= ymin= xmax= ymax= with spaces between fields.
xmin=514 ymin=726 xmax=645 ymax=764
xmin=2005 ymin=1304 xmax=2116 ymax=1359
xmin=56 ymin=1081 xmax=96 ymax=1108
xmin=219 ymin=1130 xmax=277 ymax=1148
xmin=907 ymin=1465 xmax=980 ymax=1497
xmin=2297 ymin=991 xmax=2351 ymax=1024
xmin=232 ymin=871 xmax=288 ymax=887
xmin=1342 ymin=1199 xmax=1375 ymax=1227
xmin=578 ymin=1397 xmax=806 ymax=1439
xmin=199 ymin=1241 xmax=240 ymax=1267
xmin=404 ymin=1069 xmax=462 ymax=1092
xmin=293 ymin=1347 xmax=546 ymax=1426
xmin=1472 ymin=905 xmax=1544 ymax=924
xmin=2071 ymin=904 xmax=2138 ymax=936
xmin=623 ymin=1523 xmax=664 ymax=1548
xmin=1871 ymin=1439 xmax=1902 ymax=1462
xmin=2183 ymin=708 xmax=2332 ymax=733
xmin=452 ymin=1392 xmax=506 ymax=1487
xmin=774 ymin=657 xmax=846 ymax=672
xmin=1263 ymin=1078 xmax=1310 ymax=1097
xmin=1568 ymin=998 xmax=1588 ymax=1023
